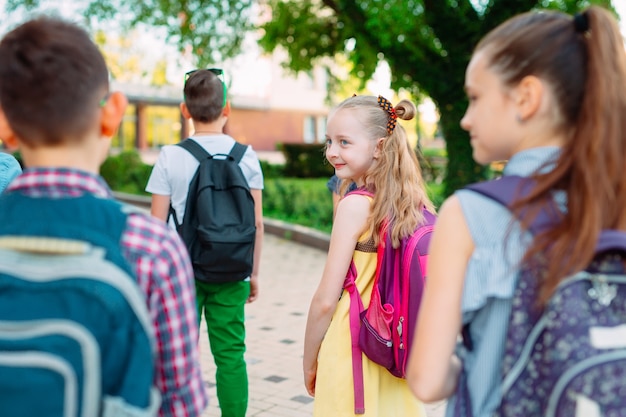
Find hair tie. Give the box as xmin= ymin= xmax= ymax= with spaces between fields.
xmin=573 ymin=12 xmax=589 ymax=33
xmin=377 ymin=95 xmax=397 ymax=135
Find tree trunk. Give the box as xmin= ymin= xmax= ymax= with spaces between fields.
xmin=438 ymin=98 xmax=487 ymax=197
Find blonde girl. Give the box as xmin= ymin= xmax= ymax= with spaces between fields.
xmin=304 ymin=94 xmax=434 ymax=416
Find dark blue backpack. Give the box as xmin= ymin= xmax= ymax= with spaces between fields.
xmin=466 ymin=176 xmax=626 ymax=417
xmin=0 ymin=191 xmax=159 ymax=417
xmin=170 ymin=138 xmax=256 ymax=283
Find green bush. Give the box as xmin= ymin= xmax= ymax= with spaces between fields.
xmin=263 ymin=177 xmax=446 ymax=234
xmin=426 ymin=182 xmax=446 ymax=209
xmin=99 ymin=151 xmax=447 ymax=234
xmin=417 ymin=148 xmax=446 ymax=185
xmin=100 ymin=150 xmax=152 ymax=195
xmin=279 ymin=143 xmax=335 ymax=178
xmin=259 ymin=160 xmax=284 ymax=179
xmin=263 ymin=178 xmax=334 ymax=233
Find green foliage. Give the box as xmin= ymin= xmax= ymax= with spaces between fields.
xmin=11 ymin=151 xmax=23 ymax=168
xmin=6 ymin=0 xmax=255 ymax=67
xmin=264 ymin=178 xmax=335 ymax=233
xmin=259 ymin=160 xmax=285 ymax=179
xmin=259 ymin=0 xmax=618 ymax=195
xmin=279 ymin=144 xmax=335 ymax=178
xmin=263 ymin=177 xmax=446 ymax=234
xmin=417 ymin=149 xmax=446 ymax=185
xmin=97 ymin=152 xmax=447 ymax=233
xmin=426 ymin=182 xmax=446 ymax=210
xmin=6 ymin=0 xmax=618 ymax=194
xmin=99 ymin=150 xmax=152 ymax=195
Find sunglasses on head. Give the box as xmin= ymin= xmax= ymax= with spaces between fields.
xmin=184 ymin=68 xmax=227 ymax=107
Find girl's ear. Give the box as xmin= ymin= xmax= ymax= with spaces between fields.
xmin=373 ymin=137 xmax=385 ymax=159
xmin=513 ymin=75 xmax=544 ymax=122
xmin=100 ymin=92 xmax=128 ymax=138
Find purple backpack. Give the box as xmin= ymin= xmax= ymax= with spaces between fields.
xmin=465 ymin=176 xmax=626 ymax=417
xmin=343 ymin=189 xmax=435 ymax=414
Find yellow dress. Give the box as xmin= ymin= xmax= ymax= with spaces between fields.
xmin=314 ymin=233 xmax=427 ymax=417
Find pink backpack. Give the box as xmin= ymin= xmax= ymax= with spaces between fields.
xmin=343 ymin=189 xmax=436 ymax=414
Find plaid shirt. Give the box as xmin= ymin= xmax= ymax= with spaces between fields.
xmin=7 ymin=168 xmax=208 ymax=417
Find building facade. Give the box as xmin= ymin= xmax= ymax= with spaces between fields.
xmin=112 ymin=49 xmax=329 ymax=153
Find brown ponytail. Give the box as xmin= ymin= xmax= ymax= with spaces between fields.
xmin=477 ymin=6 xmax=626 ymax=303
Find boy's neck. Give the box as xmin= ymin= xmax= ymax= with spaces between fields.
xmin=191 ymin=118 xmax=226 ymax=136
xmin=19 ymin=136 xmax=107 ymax=175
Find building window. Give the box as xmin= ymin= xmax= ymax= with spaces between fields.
xmin=303 ymin=116 xmax=315 ymax=143
xmin=316 ymin=116 xmax=326 ymax=143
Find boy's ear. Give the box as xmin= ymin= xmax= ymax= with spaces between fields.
xmin=223 ymin=101 xmax=231 ymax=117
xmin=0 ymin=108 xmax=19 ymax=150
xmin=180 ymin=102 xmax=192 ymax=120
xmin=100 ymin=92 xmax=128 ymax=138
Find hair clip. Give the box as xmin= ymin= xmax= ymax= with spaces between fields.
xmin=377 ymin=95 xmax=397 ymax=135
xmin=573 ymin=12 xmax=589 ymax=34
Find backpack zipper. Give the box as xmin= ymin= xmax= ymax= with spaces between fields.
xmin=397 ymin=224 xmax=433 ymax=375
xmin=0 ymin=320 xmax=100 ymax=417
xmin=0 ymin=352 xmax=77 ymax=417
xmin=501 ymin=273 xmax=626 ymax=394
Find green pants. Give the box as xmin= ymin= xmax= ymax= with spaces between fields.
xmin=196 ymin=280 xmax=249 ymax=417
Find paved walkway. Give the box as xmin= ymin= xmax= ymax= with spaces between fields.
xmin=197 ymin=233 xmax=447 ymax=417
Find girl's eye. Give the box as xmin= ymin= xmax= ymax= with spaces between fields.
xmin=325 ymin=138 xmax=332 ymax=146
xmin=340 ymin=139 xmax=349 ymax=146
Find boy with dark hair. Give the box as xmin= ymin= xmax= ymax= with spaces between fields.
xmin=146 ymin=69 xmax=264 ymax=417
xmin=0 ymin=16 xmax=208 ymax=417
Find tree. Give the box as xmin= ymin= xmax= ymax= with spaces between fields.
xmin=5 ymin=0 xmax=255 ymax=67
xmin=6 ymin=0 xmax=617 ymax=192
xmin=259 ymin=0 xmax=616 ymax=195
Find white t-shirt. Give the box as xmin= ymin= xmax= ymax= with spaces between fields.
xmin=145 ymin=134 xmax=264 ymax=229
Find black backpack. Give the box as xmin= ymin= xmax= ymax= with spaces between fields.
xmin=170 ymin=138 xmax=256 ymax=283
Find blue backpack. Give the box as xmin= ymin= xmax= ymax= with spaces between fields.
xmin=0 ymin=191 xmax=159 ymax=417
xmin=466 ymin=176 xmax=626 ymax=417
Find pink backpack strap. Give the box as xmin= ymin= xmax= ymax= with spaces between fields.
xmin=344 ymin=187 xmax=374 ymax=199
xmin=343 ymin=187 xmax=374 ymax=414
xmin=344 ymin=261 xmax=365 ymax=414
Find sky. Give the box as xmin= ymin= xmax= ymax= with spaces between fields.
xmin=617 ymin=1 xmax=626 ymax=35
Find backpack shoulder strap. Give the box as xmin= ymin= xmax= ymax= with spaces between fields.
xmin=465 ymin=175 xmax=557 ymax=235
xmin=228 ymin=142 xmax=248 ymax=163
xmin=345 ymin=188 xmax=374 ymax=198
xmin=464 ymin=175 xmax=529 ymax=208
xmin=170 ymin=138 xmax=212 ymax=227
xmin=343 ymin=261 xmax=366 ymax=414
xmin=176 ymin=138 xmax=212 ymax=162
